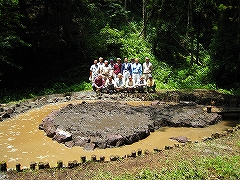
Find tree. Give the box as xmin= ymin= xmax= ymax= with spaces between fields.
xmin=0 ymin=0 xmax=29 ymax=84
xmin=211 ymin=1 xmax=240 ymax=87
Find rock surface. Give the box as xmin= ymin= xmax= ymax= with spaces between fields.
xmin=40 ymin=101 xmax=222 ymax=150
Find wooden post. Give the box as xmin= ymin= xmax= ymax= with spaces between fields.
xmin=131 ymin=151 xmax=136 ymax=158
xmin=144 ymin=149 xmax=150 ymax=155
xmin=0 ymin=161 xmax=7 ymax=172
xmin=164 ymin=145 xmax=169 ymax=150
xmin=91 ymin=155 xmax=97 ymax=162
xmin=81 ymin=155 xmax=86 ymax=163
xmin=99 ymin=156 xmax=105 ymax=162
xmin=110 ymin=155 xmax=116 ymax=161
xmin=73 ymin=160 xmax=78 ymax=167
xmin=57 ymin=160 xmax=63 ymax=169
xmin=44 ymin=162 xmax=50 ymax=169
xmin=68 ymin=161 xmax=74 ymax=169
xmin=38 ymin=162 xmax=44 ymax=170
xmin=207 ymin=106 xmax=212 ymax=113
xmin=16 ymin=163 xmax=21 ymax=172
xmin=30 ymin=162 xmax=36 ymax=170
xmin=153 ymin=148 xmax=162 ymax=152
xmin=137 ymin=149 xmax=142 ymax=156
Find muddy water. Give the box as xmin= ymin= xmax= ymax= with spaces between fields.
xmin=0 ymin=100 xmax=238 ymax=169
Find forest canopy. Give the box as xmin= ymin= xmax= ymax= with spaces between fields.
xmin=0 ymin=0 xmax=240 ymax=102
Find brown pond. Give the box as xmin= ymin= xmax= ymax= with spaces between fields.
xmin=0 ymin=100 xmax=238 ymax=169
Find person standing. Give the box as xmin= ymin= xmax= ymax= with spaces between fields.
xmin=108 ymin=58 xmax=115 ymax=77
xmin=97 ymin=57 xmax=104 ymax=69
xmin=132 ymin=58 xmax=142 ymax=84
xmin=113 ymin=58 xmax=122 ymax=79
xmin=130 ymin=58 xmax=135 ymax=66
xmin=89 ymin=59 xmax=99 ymax=84
xmin=121 ymin=58 xmax=132 ymax=82
xmin=100 ymin=60 xmax=111 ymax=81
xmin=142 ymin=57 xmax=153 ymax=81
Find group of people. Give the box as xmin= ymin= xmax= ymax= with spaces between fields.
xmin=89 ymin=57 xmax=156 ymax=94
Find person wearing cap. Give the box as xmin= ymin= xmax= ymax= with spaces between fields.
xmin=132 ymin=58 xmax=142 ymax=84
xmin=125 ymin=75 xmax=135 ymax=93
xmin=89 ymin=59 xmax=99 ymax=84
xmin=105 ymin=75 xmax=115 ymax=94
xmin=146 ymin=74 xmax=156 ymax=93
xmin=99 ymin=60 xmax=111 ymax=81
xmin=97 ymin=57 xmax=104 ymax=69
xmin=135 ymin=75 xmax=146 ymax=93
xmin=121 ymin=58 xmax=132 ymax=83
xmin=113 ymin=58 xmax=122 ymax=79
xmin=114 ymin=73 xmax=125 ymax=92
xmin=93 ymin=74 xmax=105 ymax=92
xmin=108 ymin=58 xmax=115 ymax=77
xmin=143 ymin=57 xmax=153 ymax=81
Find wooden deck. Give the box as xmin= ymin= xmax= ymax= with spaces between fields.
xmin=204 ymin=106 xmax=240 ymax=113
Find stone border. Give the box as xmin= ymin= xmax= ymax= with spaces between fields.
xmin=1 ymin=124 xmax=239 ymax=172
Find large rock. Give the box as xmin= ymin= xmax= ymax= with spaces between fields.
xmin=52 ymin=128 xmax=72 ymax=143
xmin=73 ymin=136 xmax=89 ymax=147
xmin=170 ymin=136 xmax=189 ymax=143
xmin=39 ymin=101 xmax=224 ymax=150
xmin=107 ymin=134 xmax=124 ymax=147
xmin=44 ymin=124 xmax=56 ymax=138
xmin=84 ymin=143 xmax=95 ymax=151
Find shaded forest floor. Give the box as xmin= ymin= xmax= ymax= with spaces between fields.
xmin=4 ymin=128 xmax=240 ymax=179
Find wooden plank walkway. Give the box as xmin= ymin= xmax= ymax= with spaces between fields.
xmin=204 ymin=106 xmax=240 ymax=113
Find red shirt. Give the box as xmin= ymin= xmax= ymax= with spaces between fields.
xmin=94 ymin=77 xmax=104 ymax=87
xmin=113 ymin=63 xmax=122 ymax=75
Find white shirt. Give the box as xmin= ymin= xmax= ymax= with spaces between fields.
xmin=143 ymin=62 xmax=152 ymax=74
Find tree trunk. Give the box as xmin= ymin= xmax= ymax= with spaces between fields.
xmin=234 ymin=1 xmax=240 ymax=82
xmin=19 ymin=0 xmax=37 ymax=57
xmin=188 ymin=0 xmax=194 ymax=65
xmin=142 ymin=0 xmax=147 ymax=39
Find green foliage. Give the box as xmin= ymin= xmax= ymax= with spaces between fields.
xmin=0 ymin=0 xmax=29 ymax=76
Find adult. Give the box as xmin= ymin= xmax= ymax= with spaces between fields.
xmin=108 ymin=58 xmax=115 ymax=77
xmin=97 ymin=57 xmax=104 ymax=69
xmin=121 ymin=58 xmax=132 ymax=82
xmin=132 ymin=58 xmax=142 ymax=84
xmin=146 ymin=74 xmax=156 ymax=93
xmin=105 ymin=75 xmax=115 ymax=94
xmin=93 ymin=74 xmax=105 ymax=92
xmin=131 ymin=58 xmax=135 ymax=65
xmin=113 ymin=58 xmax=122 ymax=79
xmin=125 ymin=76 xmax=135 ymax=93
xmin=89 ymin=59 xmax=99 ymax=84
xmin=135 ymin=76 xmax=146 ymax=93
xmin=114 ymin=73 xmax=125 ymax=92
xmin=100 ymin=60 xmax=111 ymax=81
xmin=142 ymin=57 xmax=153 ymax=81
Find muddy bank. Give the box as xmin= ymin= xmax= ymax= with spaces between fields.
xmin=39 ymin=101 xmax=221 ymax=150
xmin=1 ymin=90 xmax=240 ymax=122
